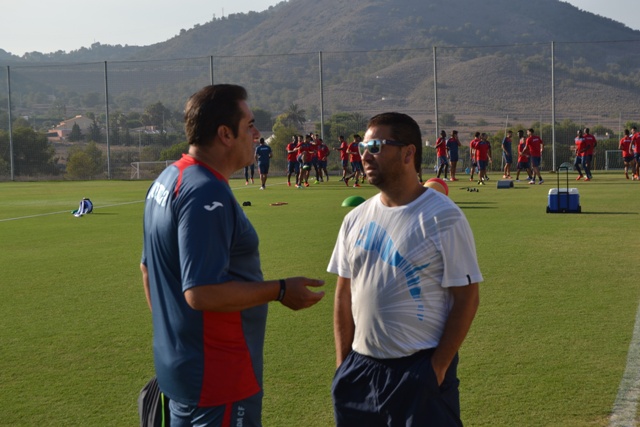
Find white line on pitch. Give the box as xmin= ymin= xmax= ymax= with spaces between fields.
xmin=0 ymin=180 xmax=295 ymax=223
xmin=0 ymin=200 xmax=144 ymax=223
xmin=609 ymin=300 xmax=640 ymax=426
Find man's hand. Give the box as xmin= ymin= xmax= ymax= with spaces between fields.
xmin=430 ymin=283 xmax=479 ymax=385
xmin=280 ymin=277 xmax=325 ymax=310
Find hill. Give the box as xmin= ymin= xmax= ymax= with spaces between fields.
xmin=128 ymin=0 xmax=640 ymax=58
xmin=1 ymin=0 xmax=640 ymax=133
xmin=4 ymin=0 xmax=640 ymax=64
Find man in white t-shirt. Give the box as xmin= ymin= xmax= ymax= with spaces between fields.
xmin=328 ymin=112 xmax=482 ymax=426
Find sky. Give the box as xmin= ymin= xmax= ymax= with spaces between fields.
xmin=1 ymin=0 xmax=638 ymax=57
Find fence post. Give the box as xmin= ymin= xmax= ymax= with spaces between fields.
xmin=7 ymin=66 xmax=14 ymax=181
xmin=210 ymin=56 xmax=214 ymax=85
xmin=433 ymin=46 xmax=439 ymax=138
xmin=104 ymin=61 xmax=111 ymax=179
xmin=319 ymin=51 xmax=325 ymax=141
xmin=551 ymin=41 xmax=556 ymax=171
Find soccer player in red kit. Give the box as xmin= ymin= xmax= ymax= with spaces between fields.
xmin=631 ymin=126 xmax=640 ymax=180
xmin=345 ymin=135 xmax=363 ymax=187
xmin=286 ymin=135 xmax=300 ymax=187
xmin=619 ymin=129 xmax=634 ymax=180
xmin=334 ymin=135 xmax=351 ymax=182
xmin=316 ymin=138 xmax=330 ymax=182
xmin=468 ymin=132 xmax=481 ymax=181
xmin=435 ymin=130 xmax=449 ymax=180
xmin=581 ymin=128 xmax=597 ymax=181
xmin=471 ymin=133 xmax=492 ymax=185
xmin=525 ymin=128 xmax=544 ymax=184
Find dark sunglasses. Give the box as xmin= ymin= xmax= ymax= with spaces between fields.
xmin=358 ymin=139 xmax=407 ymax=155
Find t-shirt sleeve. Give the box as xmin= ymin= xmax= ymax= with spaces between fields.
xmin=439 ymin=212 xmax=483 ymax=288
xmin=177 ymin=179 xmax=235 ymax=292
xmin=327 ymin=217 xmax=352 ymax=279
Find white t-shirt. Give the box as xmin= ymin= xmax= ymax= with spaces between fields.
xmin=327 ymin=189 xmax=483 ymax=359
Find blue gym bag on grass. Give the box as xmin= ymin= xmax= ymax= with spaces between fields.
xmin=72 ymin=198 xmax=93 ymax=217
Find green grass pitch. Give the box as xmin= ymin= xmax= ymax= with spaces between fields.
xmin=1 ymin=171 xmax=639 ymax=426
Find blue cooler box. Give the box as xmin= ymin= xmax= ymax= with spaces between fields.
xmin=547 ymin=188 xmax=581 ymax=213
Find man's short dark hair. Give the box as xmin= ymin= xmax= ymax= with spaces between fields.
xmin=184 ymin=84 xmax=248 ymax=146
xmin=527 ymin=128 xmax=535 ymax=133
xmin=367 ymin=112 xmax=422 ymax=172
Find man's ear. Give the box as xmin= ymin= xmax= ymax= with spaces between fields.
xmin=404 ymin=144 xmax=416 ymax=165
xmin=217 ymin=125 xmax=233 ymax=147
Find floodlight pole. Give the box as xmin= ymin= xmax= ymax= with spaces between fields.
xmin=7 ymin=66 xmax=14 ymax=181
xmin=551 ymin=41 xmax=556 ymax=171
xmin=319 ymin=51 xmax=325 ymax=141
xmin=104 ymin=61 xmax=112 ymax=179
xmin=210 ymin=56 xmax=215 ymax=85
xmin=433 ymin=46 xmax=439 ymax=138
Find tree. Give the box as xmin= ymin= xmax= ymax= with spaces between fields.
xmin=0 ymin=156 xmax=9 ymax=177
xmin=252 ymin=107 xmax=274 ymax=131
xmin=142 ymin=102 xmax=171 ymax=132
xmin=0 ymin=130 xmax=9 ymax=175
xmin=440 ymin=113 xmax=458 ymax=127
xmin=82 ymin=92 xmax=102 ymax=108
xmin=589 ymin=125 xmax=614 ymax=139
xmin=282 ymin=103 xmax=306 ymax=130
xmin=89 ymin=119 xmax=101 ymax=142
xmin=160 ymin=141 xmax=189 ymax=161
xmin=126 ymin=112 xmax=144 ymax=130
xmin=270 ymin=114 xmax=299 ymax=159
xmin=0 ymin=108 xmax=8 ymax=132
xmin=65 ymin=141 xmax=104 ymax=179
xmin=7 ymin=127 xmax=59 ymax=176
xmin=68 ymin=123 xmax=83 ymax=142
xmin=13 ymin=117 xmax=31 ymax=129
xmin=318 ymin=112 xmax=367 ymax=146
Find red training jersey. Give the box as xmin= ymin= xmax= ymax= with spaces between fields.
xmin=286 ymin=142 xmax=298 ymax=162
xmin=517 ymin=140 xmax=529 ymax=163
xmin=316 ymin=144 xmax=330 ymax=161
xmin=620 ymin=136 xmax=632 ymax=157
xmin=338 ymin=141 xmax=349 ymax=160
xmin=631 ymin=132 xmax=640 ymax=154
xmin=582 ymin=134 xmax=596 ymax=156
xmin=526 ymin=135 xmax=543 ymax=157
xmin=472 ymin=140 xmax=491 ymax=161
xmin=435 ymin=137 xmax=447 ymax=157
xmin=297 ymin=142 xmax=313 ymax=161
xmin=348 ymin=142 xmax=361 ymax=162
xmin=469 ymin=138 xmax=480 ymax=157
xmin=574 ymin=137 xmax=584 ymax=155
